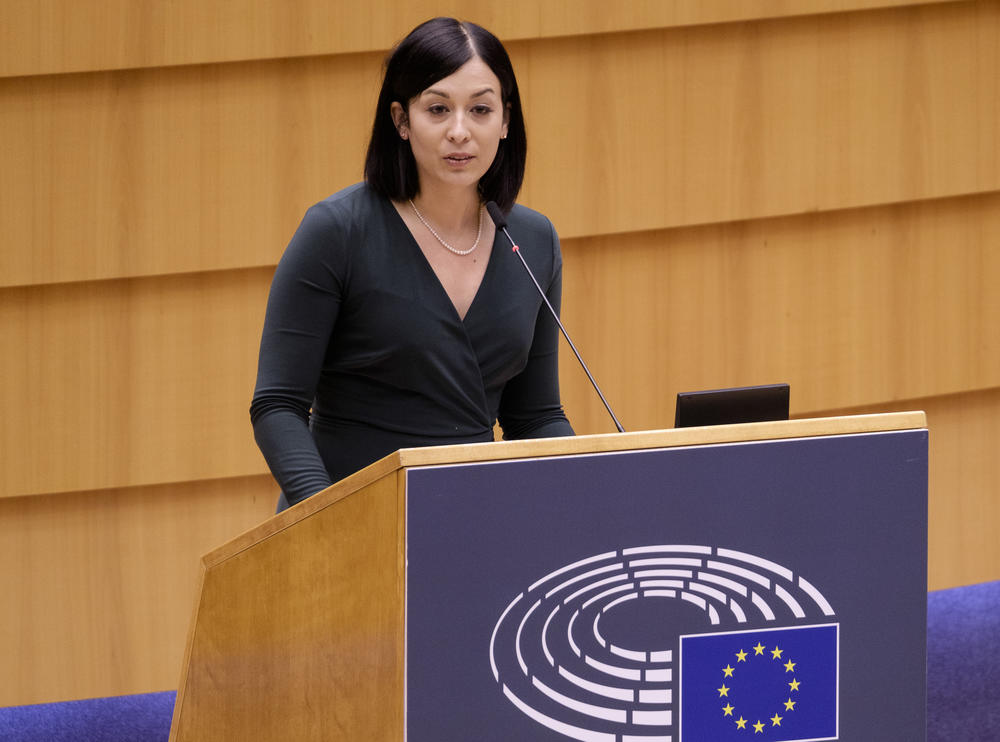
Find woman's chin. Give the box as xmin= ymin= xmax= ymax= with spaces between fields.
xmin=426 ymin=169 xmax=486 ymax=191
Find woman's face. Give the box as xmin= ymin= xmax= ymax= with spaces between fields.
xmin=392 ymin=57 xmax=509 ymax=196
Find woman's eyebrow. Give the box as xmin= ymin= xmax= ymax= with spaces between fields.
xmin=423 ymin=86 xmax=496 ymax=99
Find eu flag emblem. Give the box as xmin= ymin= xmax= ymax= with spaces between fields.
xmin=679 ymin=623 xmax=838 ymax=741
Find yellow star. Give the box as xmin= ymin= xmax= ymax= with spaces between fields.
xmin=723 ymin=703 xmax=734 ymax=717
xmin=771 ymin=646 xmax=783 ymax=659
xmin=736 ymin=716 xmax=748 ymax=729
xmin=723 ymin=664 xmax=735 ymax=678
xmin=736 ymin=649 xmax=748 ymax=662
xmin=753 ymin=642 xmax=766 ymax=656
xmin=753 ymin=720 xmax=765 ymax=733
xmin=718 ymin=684 xmax=730 ymax=697
xmin=784 ymin=659 xmax=796 ymax=672
xmin=789 ymin=678 xmax=801 ymax=692
xmin=785 ymin=698 xmax=797 ymax=711
xmin=771 ymin=713 xmax=783 ymax=726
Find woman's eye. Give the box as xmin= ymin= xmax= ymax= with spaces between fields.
xmin=472 ymin=105 xmax=493 ymax=115
xmin=428 ymin=104 xmax=448 ymax=115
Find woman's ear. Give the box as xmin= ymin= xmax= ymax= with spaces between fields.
xmin=390 ymin=102 xmax=409 ymax=140
xmin=501 ymin=102 xmax=510 ymax=140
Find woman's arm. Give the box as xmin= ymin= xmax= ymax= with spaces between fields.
xmin=249 ymin=203 xmax=346 ymax=505
xmin=497 ymin=218 xmax=575 ymax=440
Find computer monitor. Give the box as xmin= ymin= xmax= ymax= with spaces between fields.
xmin=674 ymin=383 xmax=790 ymax=428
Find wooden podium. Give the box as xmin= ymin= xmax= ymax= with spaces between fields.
xmin=169 ymin=412 xmax=927 ymax=742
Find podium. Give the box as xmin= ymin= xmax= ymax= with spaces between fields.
xmin=169 ymin=413 xmax=927 ymax=742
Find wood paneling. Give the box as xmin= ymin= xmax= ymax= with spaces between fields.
xmin=519 ymin=0 xmax=1000 ymax=238
xmin=3 ymin=192 xmax=995 ymax=498
xmin=171 ymin=468 xmax=404 ymax=741
xmin=558 ymin=192 xmax=1000 ymax=433
xmin=0 ymin=56 xmax=378 ymax=288
xmin=0 ymin=0 xmax=960 ymax=78
xmin=2 ymin=0 xmax=996 ymax=288
xmin=0 ymin=269 xmax=272 ymax=498
xmin=0 ymin=474 xmax=275 ymax=707
xmin=924 ymin=389 xmax=1000 ymax=590
xmin=814 ymin=387 xmax=1000 ymax=591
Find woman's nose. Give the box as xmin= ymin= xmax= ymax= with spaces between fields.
xmin=447 ymin=113 xmax=471 ymax=142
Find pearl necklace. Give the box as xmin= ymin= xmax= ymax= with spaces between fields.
xmin=408 ymin=199 xmax=483 ymax=256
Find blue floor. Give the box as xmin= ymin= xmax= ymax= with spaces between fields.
xmin=0 ymin=690 xmax=176 ymax=742
xmin=2 ymin=581 xmax=998 ymax=741
xmin=926 ymin=580 xmax=1000 ymax=741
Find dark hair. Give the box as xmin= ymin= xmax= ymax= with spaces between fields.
xmin=364 ymin=18 xmax=527 ymax=212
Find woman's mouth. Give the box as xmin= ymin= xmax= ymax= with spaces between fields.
xmin=444 ymin=154 xmax=475 ymax=165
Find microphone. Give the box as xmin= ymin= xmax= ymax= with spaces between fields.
xmin=486 ymin=202 xmax=625 ymax=433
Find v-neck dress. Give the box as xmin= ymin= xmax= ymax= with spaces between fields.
xmin=250 ymin=183 xmax=574 ymax=507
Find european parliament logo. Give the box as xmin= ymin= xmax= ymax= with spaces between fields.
xmin=490 ymin=544 xmax=839 ymax=741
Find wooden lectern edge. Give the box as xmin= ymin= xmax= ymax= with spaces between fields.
xmin=169 ymin=567 xmax=207 ymax=741
xmin=201 ymin=411 xmax=926 ymax=569
xmin=198 ymin=453 xmax=404 ymax=569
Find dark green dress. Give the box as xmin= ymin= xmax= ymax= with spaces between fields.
xmin=250 ymin=183 xmax=573 ymax=507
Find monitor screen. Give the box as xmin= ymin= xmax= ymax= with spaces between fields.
xmin=674 ymin=383 xmax=790 ymax=428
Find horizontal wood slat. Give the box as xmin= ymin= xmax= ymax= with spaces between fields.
xmin=519 ymin=0 xmax=1000 ymax=239
xmin=2 ymin=0 xmax=996 ymax=288
xmin=0 ymin=0 xmax=961 ymax=78
xmin=0 ymin=269 xmax=272 ymax=498
xmin=0 ymin=55 xmax=378 ymax=288
xmin=2 ymin=191 xmax=996 ymax=497
xmin=558 ymin=191 xmax=1000 ymax=433
xmin=0 ymin=474 xmax=276 ymax=707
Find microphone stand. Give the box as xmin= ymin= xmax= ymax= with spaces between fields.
xmin=486 ymin=202 xmax=625 ymax=434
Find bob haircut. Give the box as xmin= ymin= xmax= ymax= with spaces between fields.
xmin=364 ymin=18 xmax=527 ymax=213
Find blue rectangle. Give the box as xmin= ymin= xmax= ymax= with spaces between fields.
xmin=680 ymin=624 xmax=838 ymax=741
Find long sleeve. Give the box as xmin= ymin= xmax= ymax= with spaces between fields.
xmin=497 ymin=218 xmax=575 ymax=440
xmin=249 ymin=202 xmax=347 ymax=505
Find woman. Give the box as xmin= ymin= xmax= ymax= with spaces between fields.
xmin=250 ymin=18 xmax=574 ymax=512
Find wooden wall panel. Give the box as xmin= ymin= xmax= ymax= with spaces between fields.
xmin=924 ymin=390 xmax=1000 ymax=590
xmin=0 ymin=475 xmax=276 ymax=707
xmin=519 ymin=0 xmax=1000 ymax=238
xmin=0 ymin=0 xmax=960 ymax=78
xmin=816 ymin=387 xmax=1000 ymax=591
xmin=3 ymin=190 xmax=996 ymax=498
xmin=0 ymin=269 xmax=272 ymax=498
xmin=557 ymin=191 xmax=1000 ymax=433
xmin=3 ymin=192 xmax=996 ymax=498
xmin=2 ymin=0 xmax=996 ymax=288
xmin=0 ymin=56 xmax=378 ymax=288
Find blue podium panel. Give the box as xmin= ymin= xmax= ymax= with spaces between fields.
xmin=405 ymin=430 xmax=927 ymax=742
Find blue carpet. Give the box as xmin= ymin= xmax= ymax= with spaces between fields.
xmin=0 ymin=690 xmax=175 ymax=742
xmin=927 ymin=579 xmax=1000 ymax=742
xmin=1 ymin=582 xmax=997 ymax=740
